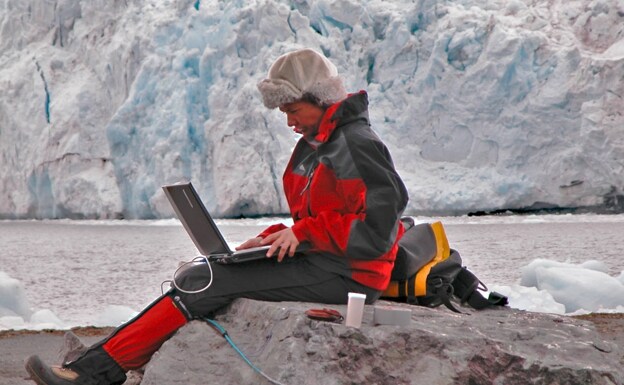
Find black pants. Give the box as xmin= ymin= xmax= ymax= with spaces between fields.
xmin=66 ymin=255 xmax=380 ymax=385
xmin=174 ymin=254 xmax=381 ymax=316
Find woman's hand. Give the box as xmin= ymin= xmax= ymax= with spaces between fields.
xmin=261 ymin=228 xmax=300 ymax=262
xmin=235 ymin=237 xmax=263 ymax=250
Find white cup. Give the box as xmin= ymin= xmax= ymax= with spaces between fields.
xmin=345 ymin=292 xmax=367 ymax=328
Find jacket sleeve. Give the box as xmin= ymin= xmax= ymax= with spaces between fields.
xmin=291 ymin=128 xmax=408 ymax=260
xmin=257 ymin=223 xmax=287 ymax=238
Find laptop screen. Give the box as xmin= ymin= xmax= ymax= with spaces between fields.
xmin=162 ymin=182 xmax=233 ymax=256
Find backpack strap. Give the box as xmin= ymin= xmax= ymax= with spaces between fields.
xmin=428 ymin=277 xmax=463 ymax=313
xmin=413 ymin=222 xmax=451 ymax=296
xmin=453 ymin=268 xmax=509 ymax=309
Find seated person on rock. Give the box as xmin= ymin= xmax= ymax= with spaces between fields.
xmin=25 ymin=47 xmax=409 ymax=385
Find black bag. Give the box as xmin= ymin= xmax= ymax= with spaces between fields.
xmin=381 ymin=217 xmax=508 ymax=312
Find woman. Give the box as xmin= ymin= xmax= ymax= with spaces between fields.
xmin=25 ymin=48 xmax=409 ymax=385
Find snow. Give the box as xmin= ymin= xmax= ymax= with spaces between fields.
xmin=2 ymin=257 xmax=623 ymax=330
xmin=519 ymin=259 xmax=624 ymax=313
xmin=0 ymin=272 xmax=32 ymax=320
xmin=491 ymin=258 xmax=624 ymax=315
xmin=1 ymin=0 xmax=623 ymax=219
xmin=0 ymin=269 xmax=137 ymax=330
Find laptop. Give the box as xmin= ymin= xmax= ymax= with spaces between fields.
xmin=162 ymin=181 xmax=271 ymax=264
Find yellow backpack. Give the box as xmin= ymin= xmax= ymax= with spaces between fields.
xmin=382 ymin=218 xmax=507 ymax=312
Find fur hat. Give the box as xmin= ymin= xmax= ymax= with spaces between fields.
xmin=257 ymin=48 xmax=348 ymax=109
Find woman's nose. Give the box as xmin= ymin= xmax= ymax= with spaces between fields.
xmin=286 ymin=114 xmax=297 ymax=127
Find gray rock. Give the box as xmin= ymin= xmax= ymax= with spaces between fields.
xmin=141 ymin=299 xmax=623 ymax=385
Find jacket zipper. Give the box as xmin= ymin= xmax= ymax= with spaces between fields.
xmin=300 ymin=158 xmax=318 ymax=217
xmin=300 ymin=168 xmax=315 ymax=196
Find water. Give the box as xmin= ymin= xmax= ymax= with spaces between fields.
xmin=1 ymin=214 xmax=623 ymax=326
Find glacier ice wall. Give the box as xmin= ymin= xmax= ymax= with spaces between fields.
xmin=0 ymin=0 xmax=622 ymax=219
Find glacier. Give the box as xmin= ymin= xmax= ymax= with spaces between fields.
xmin=0 ymin=0 xmax=623 ymax=219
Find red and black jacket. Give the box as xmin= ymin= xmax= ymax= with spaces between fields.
xmin=259 ymin=91 xmax=409 ymax=291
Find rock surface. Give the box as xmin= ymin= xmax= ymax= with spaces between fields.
xmin=140 ymin=299 xmax=623 ymax=385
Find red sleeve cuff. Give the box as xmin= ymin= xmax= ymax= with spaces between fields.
xmin=257 ymin=223 xmax=287 ymax=238
xmin=291 ymin=219 xmax=309 ymax=242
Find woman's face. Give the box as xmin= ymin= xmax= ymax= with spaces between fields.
xmin=279 ymin=101 xmax=325 ymax=140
